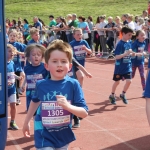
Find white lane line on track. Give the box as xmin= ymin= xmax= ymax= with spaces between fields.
xmin=7 ymin=132 xmax=22 ymax=150
xmin=85 ymin=118 xmax=138 ymax=150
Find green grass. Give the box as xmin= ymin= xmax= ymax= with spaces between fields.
xmin=5 ymin=0 xmax=148 ymax=25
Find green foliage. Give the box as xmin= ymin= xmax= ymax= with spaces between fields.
xmin=5 ymin=0 xmax=148 ymax=25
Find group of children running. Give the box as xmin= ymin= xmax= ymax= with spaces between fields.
xmin=6 ymin=4 xmax=150 ymax=150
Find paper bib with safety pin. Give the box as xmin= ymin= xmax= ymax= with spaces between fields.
xmin=41 ymin=101 xmax=71 ymax=127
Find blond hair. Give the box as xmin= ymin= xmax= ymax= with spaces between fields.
xmin=128 ymin=14 xmax=134 ymax=21
xmin=25 ymin=44 xmax=46 ymax=58
xmin=7 ymin=44 xmax=17 ymax=55
xmin=8 ymin=29 xmax=18 ymax=36
xmin=29 ymin=27 xmax=39 ymax=36
xmin=45 ymin=40 xmax=72 ymax=63
xmin=73 ymin=28 xmax=82 ymax=35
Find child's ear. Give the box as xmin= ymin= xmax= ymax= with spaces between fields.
xmin=69 ymin=63 xmax=72 ymax=71
xmin=44 ymin=63 xmax=49 ymax=71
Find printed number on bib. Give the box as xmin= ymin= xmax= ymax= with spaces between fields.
xmin=41 ymin=101 xmax=71 ymax=128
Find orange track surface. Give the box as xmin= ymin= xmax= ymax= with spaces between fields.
xmin=6 ymin=57 xmax=150 ymax=150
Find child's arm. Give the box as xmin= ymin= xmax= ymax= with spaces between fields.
xmin=82 ymin=45 xmax=92 ymax=54
xmin=21 ymin=77 xmax=27 ymax=92
xmin=77 ymin=65 xmax=92 ymax=78
xmin=22 ymin=101 xmax=40 ymax=137
xmin=115 ymin=49 xmax=133 ymax=60
xmin=56 ymin=95 xmax=88 ymax=118
xmin=73 ymin=57 xmax=92 ymax=78
xmin=14 ymin=74 xmax=23 ymax=81
xmin=17 ymin=51 xmax=25 ymax=56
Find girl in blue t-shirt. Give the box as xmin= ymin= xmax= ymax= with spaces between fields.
xmin=7 ymin=44 xmax=23 ymax=130
xmin=131 ymin=30 xmax=147 ymax=94
xmin=8 ymin=29 xmax=26 ymax=104
xmin=21 ymin=44 xmax=49 ymax=111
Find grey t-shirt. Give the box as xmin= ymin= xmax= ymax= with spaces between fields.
xmin=98 ymin=22 xmax=107 ymax=35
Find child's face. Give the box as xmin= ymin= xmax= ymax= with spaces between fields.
xmin=7 ymin=47 xmax=15 ymax=60
xmin=29 ymin=48 xmax=43 ymax=66
xmin=137 ymin=32 xmax=146 ymax=42
xmin=9 ymin=32 xmax=17 ymax=43
xmin=123 ymin=32 xmax=133 ymax=41
xmin=73 ymin=31 xmax=83 ymax=41
xmin=31 ymin=32 xmax=40 ymax=41
xmin=45 ymin=50 xmax=72 ymax=80
xmin=18 ymin=33 xmax=23 ymax=39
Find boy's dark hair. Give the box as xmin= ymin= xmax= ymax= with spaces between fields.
xmin=49 ymin=15 xmax=54 ymax=18
xmin=78 ymin=16 xmax=86 ymax=22
xmin=121 ymin=26 xmax=133 ymax=34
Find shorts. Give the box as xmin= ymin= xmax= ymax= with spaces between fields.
xmin=36 ymin=144 xmax=69 ymax=150
xmin=8 ymin=94 xmax=16 ymax=103
xmin=113 ymin=72 xmax=132 ymax=81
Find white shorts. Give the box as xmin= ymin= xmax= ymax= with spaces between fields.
xmin=8 ymin=94 xmax=16 ymax=103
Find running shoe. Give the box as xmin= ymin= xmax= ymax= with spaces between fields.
xmin=72 ymin=116 xmax=80 ymax=128
xmin=16 ymin=99 xmax=21 ymax=105
xmin=120 ymin=94 xmax=128 ymax=104
xmin=10 ymin=122 xmax=19 ymax=130
xmin=109 ymin=95 xmax=116 ymax=105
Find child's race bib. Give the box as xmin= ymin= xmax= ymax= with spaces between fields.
xmin=41 ymin=101 xmax=71 ymax=128
xmin=123 ymin=51 xmax=131 ymax=63
xmin=7 ymin=72 xmax=15 ymax=83
xmin=137 ymin=47 xmax=144 ymax=60
xmin=26 ymin=74 xmax=43 ymax=89
xmin=74 ymin=45 xmax=86 ymax=56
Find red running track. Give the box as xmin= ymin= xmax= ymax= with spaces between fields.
xmin=6 ymin=57 xmax=150 ymax=150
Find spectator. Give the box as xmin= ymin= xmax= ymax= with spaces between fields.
xmin=127 ymin=14 xmax=135 ymax=31
xmin=105 ymin=16 xmax=115 ymax=53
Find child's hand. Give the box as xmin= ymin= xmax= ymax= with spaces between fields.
xmin=21 ymin=86 xmax=25 ymax=92
xmin=136 ymin=53 xmax=143 ymax=57
xmin=8 ymin=81 xmax=12 ymax=86
xmin=18 ymin=76 xmax=23 ymax=81
xmin=56 ymin=95 xmax=70 ymax=110
xmin=85 ymin=72 xmax=92 ymax=78
xmin=124 ymin=49 xmax=132 ymax=56
xmin=131 ymin=52 xmax=136 ymax=57
xmin=82 ymin=45 xmax=87 ymax=50
xmin=22 ymin=123 xmax=30 ymax=138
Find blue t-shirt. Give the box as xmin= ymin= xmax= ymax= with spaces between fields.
xmin=70 ymin=40 xmax=90 ymax=66
xmin=24 ymin=63 xmax=49 ymax=110
xmin=131 ymin=40 xmax=145 ymax=66
xmin=32 ymin=77 xmax=88 ymax=148
xmin=78 ymin=22 xmax=89 ymax=33
xmin=34 ymin=21 xmax=42 ymax=30
xmin=23 ymin=23 xmax=29 ymax=35
xmin=9 ymin=42 xmax=26 ymax=72
xmin=7 ymin=61 xmax=17 ymax=97
xmin=114 ymin=40 xmax=132 ymax=74
xmin=27 ymin=39 xmax=43 ymax=45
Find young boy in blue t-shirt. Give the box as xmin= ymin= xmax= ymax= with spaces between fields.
xmin=70 ymin=28 xmax=92 ymax=87
xmin=109 ymin=26 xmax=135 ymax=105
xmin=22 ymin=40 xmax=88 ymax=150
